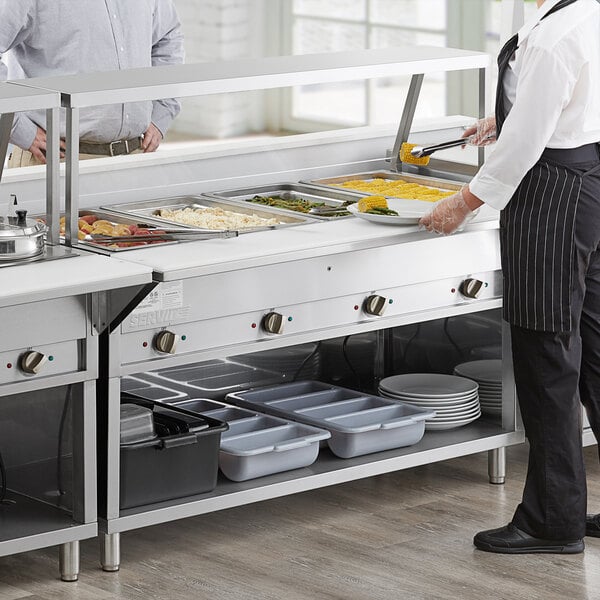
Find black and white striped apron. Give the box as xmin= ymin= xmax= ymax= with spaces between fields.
xmin=496 ymin=0 xmax=600 ymax=332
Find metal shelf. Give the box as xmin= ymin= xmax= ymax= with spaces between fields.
xmin=0 ymin=81 xmax=60 ymax=113
xmin=104 ymin=420 xmax=520 ymax=534
xmin=0 ymin=492 xmax=96 ymax=557
xmin=17 ymin=46 xmax=489 ymax=108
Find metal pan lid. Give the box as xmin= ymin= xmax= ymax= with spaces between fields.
xmin=0 ymin=215 xmax=46 ymax=238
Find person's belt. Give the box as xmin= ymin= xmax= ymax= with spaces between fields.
xmin=79 ymin=136 xmax=144 ymax=157
xmin=541 ymin=143 xmax=600 ymax=166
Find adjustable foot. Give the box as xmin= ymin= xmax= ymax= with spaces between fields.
xmin=488 ymin=447 xmax=506 ymax=484
xmin=101 ymin=532 xmax=120 ymax=572
xmin=59 ymin=541 xmax=80 ymax=582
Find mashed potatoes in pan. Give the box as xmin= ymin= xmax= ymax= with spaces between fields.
xmin=158 ymin=207 xmax=279 ymax=229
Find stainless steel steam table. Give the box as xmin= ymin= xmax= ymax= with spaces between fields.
xmin=16 ymin=47 xmax=527 ymax=572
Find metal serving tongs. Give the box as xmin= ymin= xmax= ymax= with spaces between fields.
xmin=308 ymin=206 xmax=352 ymax=216
xmin=90 ymin=229 xmax=239 ymax=243
xmin=410 ymin=134 xmax=494 ymax=159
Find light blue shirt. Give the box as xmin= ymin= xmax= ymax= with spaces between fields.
xmin=0 ymin=0 xmax=185 ymax=149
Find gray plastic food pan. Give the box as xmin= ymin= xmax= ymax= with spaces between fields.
xmin=121 ymin=376 xmax=188 ymax=402
xmin=218 ymin=423 xmax=330 ymax=482
xmin=172 ymin=398 xmax=229 ymax=413
xmin=173 ymin=399 xmax=330 ymax=481
xmin=227 ymin=381 xmax=434 ymax=459
xmin=146 ymin=359 xmax=285 ymax=400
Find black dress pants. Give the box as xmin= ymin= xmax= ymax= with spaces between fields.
xmin=509 ymin=159 xmax=600 ymax=541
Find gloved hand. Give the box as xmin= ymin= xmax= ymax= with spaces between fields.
xmin=419 ymin=187 xmax=475 ymax=235
xmin=463 ymin=115 xmax=496 ymax=147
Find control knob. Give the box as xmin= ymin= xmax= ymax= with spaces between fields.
xmin=459 ymin=278 xmax=485 ymax=299
xmin=363 ymin=294 xmax=387 ymax=316
xmin=154 ymin=330 xmax=179 ymax=354
xmin=19 ymin=350 xmax=48 ymax=374
xmin=262 ymin=312 xmax=284 ymax=335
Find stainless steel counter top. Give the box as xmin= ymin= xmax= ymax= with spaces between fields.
xmin=0 ymin=252 xmax=153 ymax=307
xmin=103 ymin=208 xmax=499 ymax=281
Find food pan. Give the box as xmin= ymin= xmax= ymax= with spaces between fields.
xmin=174 ymin=399 xmax=330 ymax=481
xmin=102 ymin=195 xmax=315 ymax=232
xmin=304 ymin=171 xmax=462 ymax=198
xmin=202 ymin=183 xmax=360 ymax=220
xmin=227 ymin=381 xmax=435 ymax=459
xmin=144 ymin=359 xmax=286 ymax=401
xmin=47 ymin=209 xmax=184 ymax=254
xmin=121 ymin=375 xmax=188 ymax=402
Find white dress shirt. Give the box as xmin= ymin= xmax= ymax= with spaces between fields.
xmin=469 ymin=0 xmax=600 ymax=211
xmin=0 ymin=0 xmax=184 ymax=149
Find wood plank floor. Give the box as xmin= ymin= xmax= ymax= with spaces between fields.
xmin=2 ymin=443 xmax=600 ymax=600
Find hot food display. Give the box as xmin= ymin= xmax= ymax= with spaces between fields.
xmin=157 ymin=206 xmax=279 ymax=229
xmin=51 ymin=210 xmax=237 ymax=252
xmin=105 ymin=196 xmax=315 ymax=231
xmin=202 ymin=183 xmax=359 ymax=219
xmin=335 ymin=178 xmax=454 ymax=201
xmin=307 ymin=171 xmax=462 ymax=201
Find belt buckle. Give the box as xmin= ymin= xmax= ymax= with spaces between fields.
xmin=109 ymin=139 xmax=129 ymax=157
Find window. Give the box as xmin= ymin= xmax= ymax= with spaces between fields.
xmin=280 ymin=0 xmax=448 ymax=131
xmin=277 ymin=0 xmax=539 ymax=132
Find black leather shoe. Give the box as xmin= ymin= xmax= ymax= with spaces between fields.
xmin=474 ymin=523 xmax=584 ymax=554
xmin=586 ymin=514 xmax=600 ymax=538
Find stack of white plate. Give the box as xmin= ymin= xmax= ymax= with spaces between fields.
xmin=378 ymin=373 xmax=480 ymax=431
xmin=453 ymin=360 xmax=502 ymax=417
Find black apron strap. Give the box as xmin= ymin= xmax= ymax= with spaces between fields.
xmin=495 ymin=0 xmax=580 ymax=136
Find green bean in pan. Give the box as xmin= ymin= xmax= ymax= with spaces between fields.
xmin=248 ymin=195 xmax=326 ymax=213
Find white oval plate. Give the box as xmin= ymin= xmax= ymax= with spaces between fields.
xmin=347 ymin=198 xmax=439 ymax=225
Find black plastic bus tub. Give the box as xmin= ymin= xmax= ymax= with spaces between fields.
xmin=119 ymin=398 xmax=228 ymax=510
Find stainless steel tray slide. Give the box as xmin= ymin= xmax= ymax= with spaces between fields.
xmin=103 ymin=195 xmax=316 ymax=232
xmin=174 ymin=399 xmax=331 ymax=482
xmin=304 ymin=171 xmax=463 ymax=196
xmin=227 ymin=381 xmax=435 ymax=459
xmin=202 ymin=183 xmax=361 ymax=220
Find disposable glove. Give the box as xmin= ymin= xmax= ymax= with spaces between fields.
xmin=419 ymin=187 xmax=475 ymax=235
xmin=464 ymin=115 xmax=496 ymax=147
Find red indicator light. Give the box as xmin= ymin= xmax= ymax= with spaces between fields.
xmin=6 ymin=363 xmax=12 ymax=369
xmin=451 ymin=288 xmax=456 ymax=293
xmin=354 ymin=305 xmax=359 ymax=310
xmin=142 ymin=341 xmax=148 ymax=348
xmin=251 ymin=323 xmax=257 ymax=329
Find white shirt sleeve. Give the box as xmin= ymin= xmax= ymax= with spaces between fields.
xmin=469 ymin=44 xmax=578 ymax=211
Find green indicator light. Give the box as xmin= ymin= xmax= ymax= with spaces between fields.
xmin=484 ymin=283 xmax=489 ymax=287
xmin=181 ymin=335 xmax=187 ymax=341
xmin=288 ymin=316 xmax=293 ymax=322
xmin=48 ymin=356 xmax=54 ymax=362
xmin=388 ymin=299 xmax=394 ymax=304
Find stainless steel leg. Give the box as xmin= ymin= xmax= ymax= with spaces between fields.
xmin=101 ymin=532 xmax=120 ymax=572
xmin=59 ymin=541 xmax=80 ymax=582
xmin=488 ymin=447 xmax=506 ymax=485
